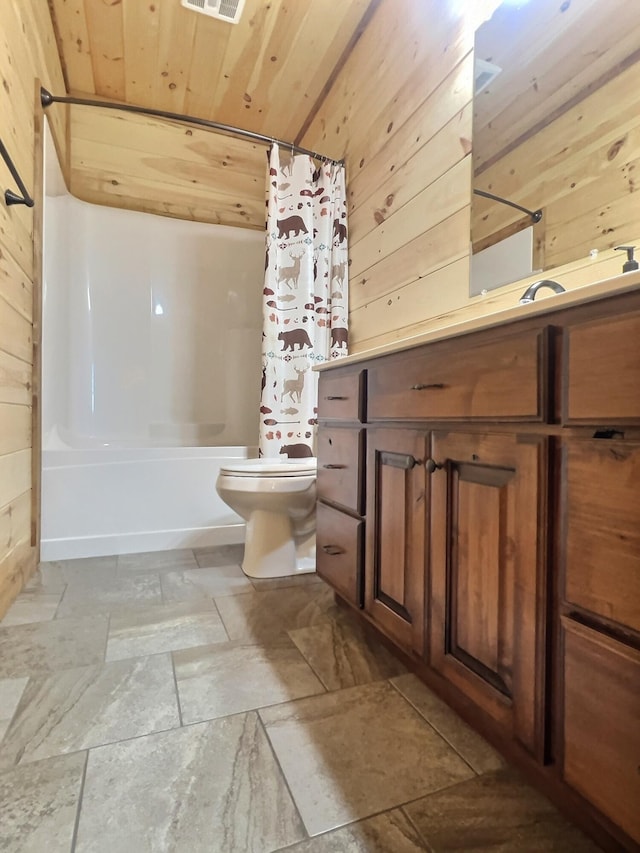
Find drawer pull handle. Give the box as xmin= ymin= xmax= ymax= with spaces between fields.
xmin=425 ymin=458 xmax=444 ymax=474
xmin=323 ymin=463 xmax=346 ymax=469
xmin=411 ymin=383 xmax=445 ymax=391
xmin=322 ymin=545 xmax=345 ymax=556
xmin=325 ymin=395 xmax=348 ymax=400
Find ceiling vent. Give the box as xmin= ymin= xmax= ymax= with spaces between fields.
xmin=474 ymin=58 xmax=502 ymax=95
xmin=181 ymin=0 xmax=245 ymax=24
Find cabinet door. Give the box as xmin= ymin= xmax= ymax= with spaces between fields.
xmin=561 ymin=617 xmax=640 ymax=846
xmin=429 ymin=432 xmax=547 ymax=758
xmin=365 ymin=428 xmax=428 ymax=655
xmin=317 ymin=427 xmax=364 ymax=515
xmin=316 ymin=502 xmax=364 ymax=609
xmin=560 ymin=439 xmax=640 ymax=633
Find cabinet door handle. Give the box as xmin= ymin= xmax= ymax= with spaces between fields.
xmin=325 ymin=395 xmax=347 ymax=400
xmin=380 ymin=451 xmax=421 ymax=469
xmin=425 ymin=458 xmax=444 ymax=474
xmin=322 ymin=463 xmax=346 ymax=469
xmin=321 ymin=544 xmax=345 ymax=556
xmin=411 ymin=383 xmax=445 ymax=391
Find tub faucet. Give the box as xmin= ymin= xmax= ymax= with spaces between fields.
xmin=519 ymin=279 xmax=566 ymax=304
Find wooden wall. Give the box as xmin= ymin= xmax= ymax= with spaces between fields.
xmin=301 ymin=0 xmax=501 ymax=353
xmin=301 ymin=0 xmax=640 ymax=352
xmin=472 ymin=56 xmax=640 ymax=270
xmin=67 ymin=105 xmax=266 ymax=229
xmin=0 ymin=0 xmax=67 ymax=617
xmin=64 ymin=0 xmax=506 ymax=347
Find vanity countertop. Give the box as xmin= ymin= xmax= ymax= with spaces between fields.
xmin=316 ymin=270 xmax=640 ymax=370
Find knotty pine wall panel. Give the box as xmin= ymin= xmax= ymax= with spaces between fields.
xmin=69 ymin=107 xmax=266 ymax=229
xmin=473 ymin=58 xmax=640 ymax=270
xmin=301 ymin=0 xmax=500 ymax=352
xmin=0 ymin=0 xmax=67 ymax=617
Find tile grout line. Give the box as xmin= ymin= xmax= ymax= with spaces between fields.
xmin=387 ymin=770 xmax=501 ymax=816
xmin=272 ymin=800 xmax=439 ymax=851
xmin=69 ymin=749 xmax=89 ymax=853
xmin=399 ymin=804 xmax=437 ymax=852
xmin=52 ymin=582 xmax=68 ymax=620
xmin=53 ymin=582 xmax=69 ymax=620
xmin=0 ymin=654 xmax=186 ymax=771
xmin=255 ymin=711 xmax=310 ymax=843
xmin=0 ymin=719 xmax=187 ymax=777
xmin=169 ymin=651 xmax=184 ymax=727
xmin=0 ymin=677 xmax=31 ymax=752
xmin=285 ymin=629 xmax=334 ymax=693
xmin=209 ymin=594 xmax=232 ymax=642
xmin=8 ymin=662 xmax=356 ymax=773
xmin=387 ymin=678 xmax=482 ymax=777
xmin=2 ymin=699 xmax=331 ymax=777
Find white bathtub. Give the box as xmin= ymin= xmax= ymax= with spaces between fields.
xmin=40 ymin=446 xmax=255 ymax=561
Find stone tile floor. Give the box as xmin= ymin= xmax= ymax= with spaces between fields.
xmin=0 ymin=546 xmax=601 ymax=852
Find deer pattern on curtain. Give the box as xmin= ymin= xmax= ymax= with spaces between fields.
xmin=259 ymin=144 xmax=348 ymax=459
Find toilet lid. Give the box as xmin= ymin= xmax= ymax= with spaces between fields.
xmin=219 ymin=458 xmax=317 ymax=477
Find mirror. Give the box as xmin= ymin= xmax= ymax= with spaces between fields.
xmin=470 ymin=0 xmax=640 ymax=295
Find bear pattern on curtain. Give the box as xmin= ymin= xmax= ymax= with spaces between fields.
xmin=259 ymin=144 xmax=348 ymax=459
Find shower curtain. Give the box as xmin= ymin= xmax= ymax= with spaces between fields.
xmin=259 ymin=144 xmax=348 ymax=459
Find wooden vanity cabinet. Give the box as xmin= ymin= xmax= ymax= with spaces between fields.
xmin=316 ymin=366 xmax=366 ymax=609
xmin=556 ymin=303 xmax=640 ymax=848
xmin=429 ymin=431 xmax=548 ymax=759
xmin=561 ymin=618 xmax=640 ymax=846
xmin=367 ymin=326 xmax=548 ymax=422
xmin=559 ymin=439 xmax=640 ymax=633
xmin=316 ymin=291 xmax=640 ymax=851
xmin=365 ymin=428 xmax=428 ymax=654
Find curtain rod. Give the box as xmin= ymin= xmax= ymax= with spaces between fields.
xmin=0 ymin=137 xmax=34 ymax=207
xmin=473 ymin=188 xmax=542 ymax=223
xmin=40 ymin=88 xmax=342 ymax=166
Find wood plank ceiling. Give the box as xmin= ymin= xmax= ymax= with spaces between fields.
xmin=46 ymin=0 xmax=640 ymax=234
xmin=47 ymin=0 xmax=376 ymax=144
xmin=46 ymin=0 xmax=379 ymax=228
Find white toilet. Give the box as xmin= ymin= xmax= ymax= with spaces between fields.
xmin=216 ymin=458 xmax=317 ymax=579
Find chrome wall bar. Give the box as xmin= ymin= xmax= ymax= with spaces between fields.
xmin=473 ymin=188 xmax=542 ymax=223
xmin=0 ymin=137 xmax=34 ymax=207
xmin=40 ymin=88 xmax=342 ymax=165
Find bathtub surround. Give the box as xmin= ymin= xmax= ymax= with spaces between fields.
xmin=40 ymin=446 xmax=252 ymax=561
xmin=0 ymin=545 xmax=599 ymax=851
xmin=40 ymin=125 xmax=264 ymax=560
xmin=42 ymin=149 xmax=265 ymax=449
xmin=260 ymin=145 xmax=349 ymax=458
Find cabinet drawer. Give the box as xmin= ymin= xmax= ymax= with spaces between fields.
xmin=317 ymin=369 xmax=364 ymax=422
xmin=317 ymin=428 xmax=364 ymax=514
xmin=368 ymin=328 xmax=547 ymax=421
xmin=563 ymin=310 xmax=640 ymax=423
xmin=561 ymin=618 xmax=640 ymax=844
xmin=562 ymin=440 xmax=640 ymax=633
xmin=316 ymin=502 xmax=363 ymax=608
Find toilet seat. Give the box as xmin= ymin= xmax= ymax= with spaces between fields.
xmin=220 ymin=458 xmax=316 ymax=477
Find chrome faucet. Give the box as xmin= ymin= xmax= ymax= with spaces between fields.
xmin=519 ymin=279 xmax=566 ymax=304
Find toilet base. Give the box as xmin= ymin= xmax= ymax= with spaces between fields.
xmin=242 ymin=509 xmax=316 ymax=579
